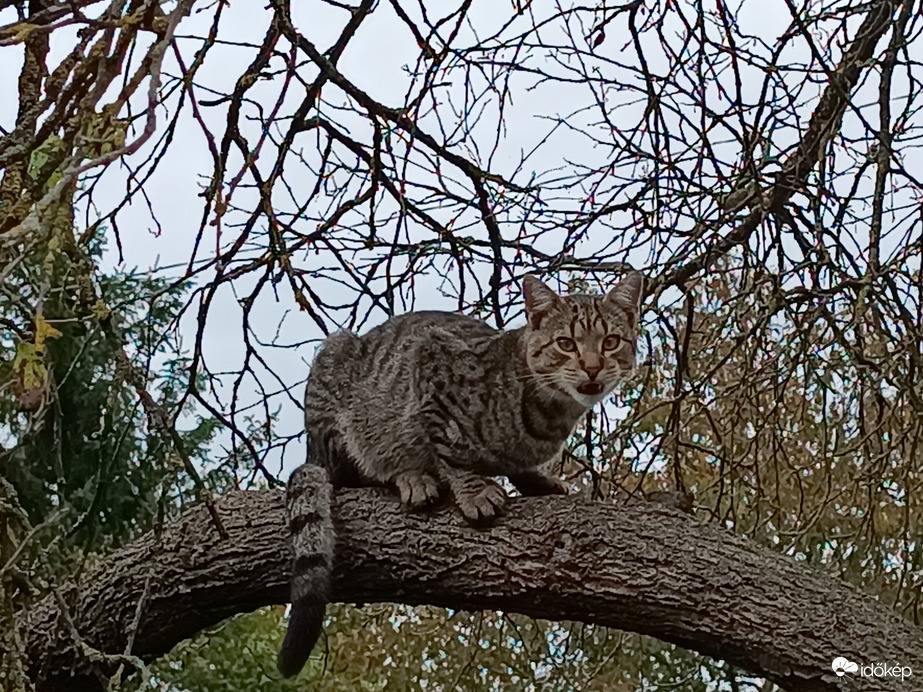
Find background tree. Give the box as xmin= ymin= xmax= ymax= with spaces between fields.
xmin=1 ymin=0 xmax=921 ymax=690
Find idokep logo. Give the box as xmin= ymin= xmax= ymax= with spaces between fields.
xmin=832 ymin=657 xmax=858 ymax=676
xmin=832 ymin=657 xmax=913 ymax=681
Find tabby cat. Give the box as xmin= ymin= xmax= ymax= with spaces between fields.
xmin=277 ymin=272 xmax=644 ymax=677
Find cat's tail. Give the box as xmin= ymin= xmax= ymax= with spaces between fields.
xmin=277 ymin=462 xmax=335 ymax=678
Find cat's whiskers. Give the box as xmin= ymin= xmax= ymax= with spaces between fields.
xmin=518 ymin=372 xmax=562 ymax=386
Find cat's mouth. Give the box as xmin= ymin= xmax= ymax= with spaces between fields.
xmin=576 ymin=382 xmax=604 ymax=395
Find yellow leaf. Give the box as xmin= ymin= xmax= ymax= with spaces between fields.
xmin=34 ymin=315 xmax=63 ymax=353
xmin=91 ymin=299 xmax=111 ymax=320
xmin=13 ymin=341 xmax=47 ymax=390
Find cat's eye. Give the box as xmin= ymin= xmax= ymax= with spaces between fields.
xmin=556 ymin=337 xmax=578 ymax=352
xmin=602 ymin=334 xmax=622 ymax=351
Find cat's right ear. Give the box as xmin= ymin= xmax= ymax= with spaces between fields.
xmin=523 ymin=275 xmax=559 ymax=328
xmin=604 ymin=270 xmax=645 ymax=322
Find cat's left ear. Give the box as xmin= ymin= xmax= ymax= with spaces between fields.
xmin=523 ymin=275 xmax=560 ymax=328
xmin=604 ymin=271 xmax=644 ymax=322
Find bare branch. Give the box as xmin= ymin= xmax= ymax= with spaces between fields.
xmin=655 ymin=0 xmax=902 ymax=294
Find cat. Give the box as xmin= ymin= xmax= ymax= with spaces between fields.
xmin=277 ymin=271 xmax=644 ymax=677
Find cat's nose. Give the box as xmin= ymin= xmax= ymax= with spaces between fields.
xmin=580 ymin=355 xmax=603 ymax=380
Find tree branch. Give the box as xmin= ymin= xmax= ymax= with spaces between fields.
xmin=22 ymin=490 xmax=923 ymax=691
xmin=655 ymin=0 xmax=900 ymax=293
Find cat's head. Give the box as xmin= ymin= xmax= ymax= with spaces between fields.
xmin=522 ymin=272 xmax=644 ymax=408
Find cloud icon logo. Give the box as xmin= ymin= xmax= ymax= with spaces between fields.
xmin=832 ymin=657 xmax=859 ymax=676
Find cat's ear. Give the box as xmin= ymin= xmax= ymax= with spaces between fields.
xmin=523 ymin=275 xmax=560 ymax=328
xmin=604 ymin=271 xmax=644 ymax=321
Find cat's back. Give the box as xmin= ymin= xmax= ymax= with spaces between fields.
xmin=310 ymin=310 xmax=505 ymax=408
xmin=359 ymin=310 xmax=499 ymax=352
xmin=350 ymin=311 xmax=509 ymax=402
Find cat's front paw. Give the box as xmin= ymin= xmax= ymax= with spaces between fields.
xmin=393 ymin=471 xmax=441 ymax=509
xmin=455 ymin=479 xmax=507 ymax=524
xmin=509 ymin=471 xmax=569 ymax=497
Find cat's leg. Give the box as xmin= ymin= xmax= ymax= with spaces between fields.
xmin=508 ymin=469 xmax=568 ymax=497
xmin=410 ymin=364 xmax=506 ymax=522
xmin=437 ymin=462 xmax=508 ymax=523
xmin=340 ymin=410 xmax=442 ymax=509
xmin=382 ymin=426 xmax=442 ymax=509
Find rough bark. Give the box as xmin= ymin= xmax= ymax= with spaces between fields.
xmin=20 ymin=489 xmax=923 ymax=691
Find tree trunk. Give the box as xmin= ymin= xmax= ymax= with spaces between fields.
xmin=21 ymin=489 xmax=923 ymax=691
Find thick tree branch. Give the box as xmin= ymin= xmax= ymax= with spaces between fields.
xmin=22 ymin=490 xmax=923 ymax=691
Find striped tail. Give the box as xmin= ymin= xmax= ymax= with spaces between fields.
xmin=277 ymin=463 xmax=334 ymax=678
